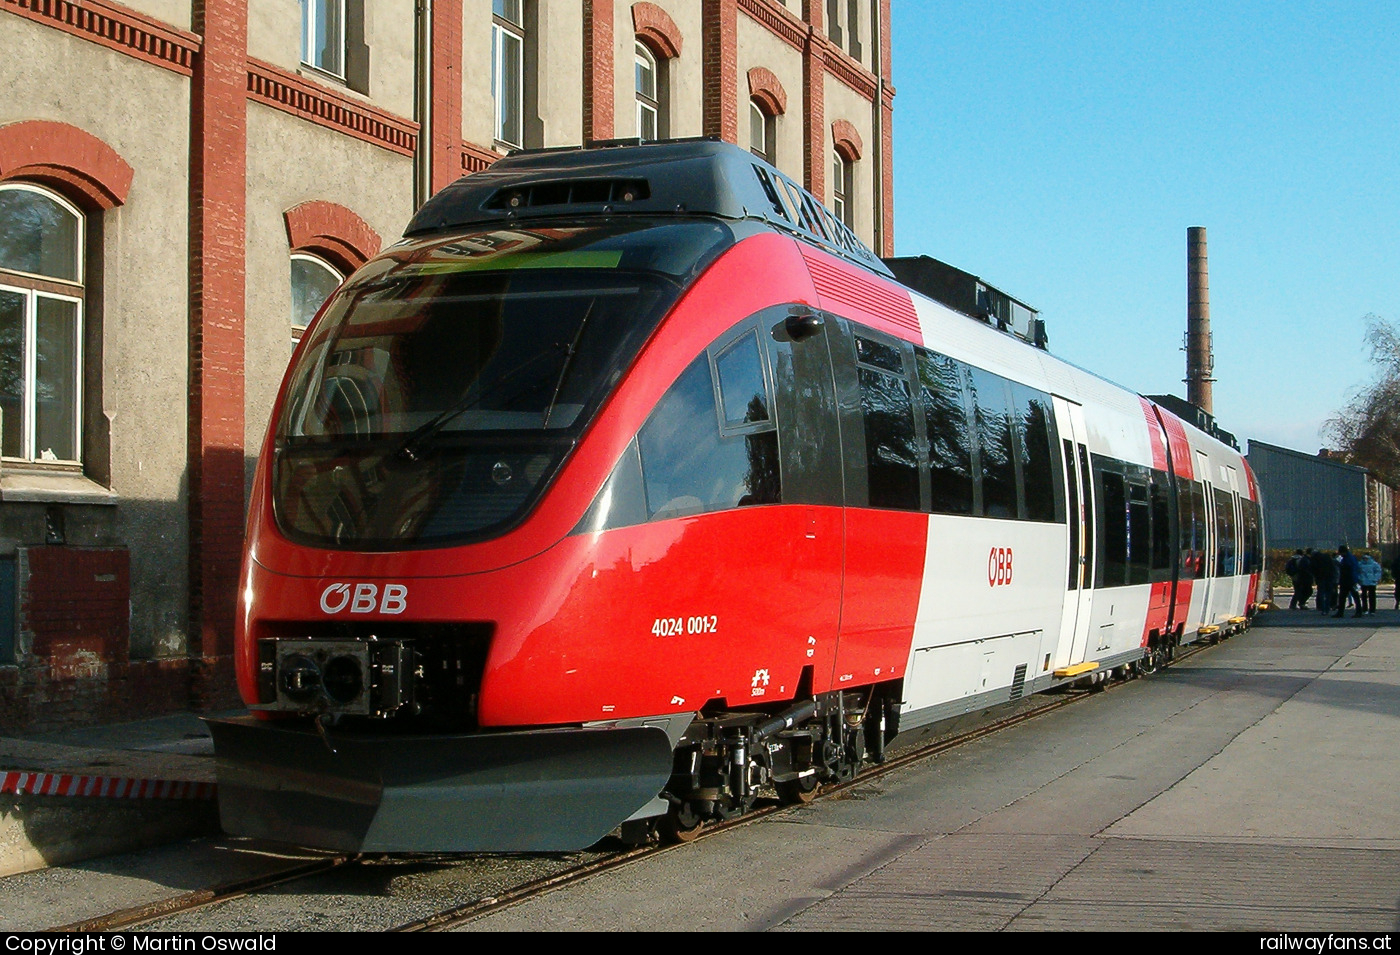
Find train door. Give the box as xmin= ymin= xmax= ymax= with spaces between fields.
xmin=1051 ymin=397 xmax=1094 ymax=668
xmin=1193 ymin=449 xmax=1216 ymax=631
xmin=1220 ymin=466 xmax=1244 ymax=615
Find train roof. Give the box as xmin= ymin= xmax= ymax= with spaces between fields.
xmin=404 ymin=138 xmax=892 ymax=278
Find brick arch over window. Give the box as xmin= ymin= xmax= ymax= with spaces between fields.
xmin=831 ymin=120 xmax=864 ymax=162
xmin=747 ymin=67 xmax=788 ymax=116
xmin=0 ymin=121 xmax=132 ymax=211
xmin=632 ymin=2 xmax=682 ymax=59
xmin=283 ymin=200 xmax=382 ymax=276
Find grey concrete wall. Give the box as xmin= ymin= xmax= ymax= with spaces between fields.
xmin=243 ymin=103 xmax=415 ymax=465
xmin=0 ymin=15 xmax=192 ymax=659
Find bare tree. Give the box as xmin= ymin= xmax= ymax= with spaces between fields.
xmin=1325 ymin=315 xmax=1400 ymax=488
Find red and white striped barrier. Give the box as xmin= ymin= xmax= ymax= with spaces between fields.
xmin=0 ymin=771 xmax=216 ymax=800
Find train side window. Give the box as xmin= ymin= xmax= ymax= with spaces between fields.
xmin=1184 ymin=480 xmax=1208 ymax=580
xmin=765 ymin=308 xmax=843 ymax=507
xmin=1063 ymin=439 xmax=1080 ymax=588
xmin=853 ymin=334 xmax=918 ymax=511
xmin=638 ymin=353 xmax=780 ymax=521
xmin=1127 ymin=480 xmax=1150 ymax=585
xmin=713 ymin=331 xmax=771 ymax=429
xmin=968 ymin=367 xmax=1019 ymax=519
xmin=1240 ymin=497 xmax=1261 ymax=573
xmin=915 ymin=348 xmax=974 ymax=515
xmin=854 ymin=335 xmax=903 ymax=373
xmin=1150 ymin=472 xmax=1174 ymax=578
xmin=1215 ymin=487 xmax=1237 ymax=576
xmin=1098 ymin=469 xmax=1128 ymax=587
xmin=1013 ymin=383 xmax=1061 ymax=523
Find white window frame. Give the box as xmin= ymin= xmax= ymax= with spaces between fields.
xmin=635 ymin=42 xmax=660 ymax=141
xmin=833 ymin=153 xmax=854 ymax=228
xmin=493 ymin=1 xmax=525 ymax=148
xmin=300 ymin=0 xmax=347 ymax=79
xmin=0 ymin=183 xmax=85 ymax=467
xmin=750 ymin=100 xmax=775 ymax=164
xmin=290 ymin=253 xmax=344 ymax=345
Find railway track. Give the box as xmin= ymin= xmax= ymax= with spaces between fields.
xmin=45 ymin=639 xmax=1217 ymax=933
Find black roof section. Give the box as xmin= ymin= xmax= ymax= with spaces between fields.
xmin=404 ymin=137 xmax=892 ymax=278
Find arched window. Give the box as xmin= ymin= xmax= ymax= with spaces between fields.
xmin=290 ymin=253 xmax=344 ymax=343
xmin=749 ymin=99 xmax=775 ymax=164
xmin=635 ymin=41 xmax=666 ymax=140
xmin=492 ymin=0 xmax=525 ymax=147
xmin=832 ymin=153 xmax=853 ymax=228
xmin=0 ymin=183 xmax=84 ymax=464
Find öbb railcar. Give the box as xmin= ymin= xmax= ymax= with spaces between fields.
xmin=207 ymin=141 xmax=1263 ymax=852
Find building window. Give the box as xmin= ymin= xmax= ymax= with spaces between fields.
xmin=832 ymin=153 xmax=854 ymax=228
xmin=493 ymin=0 xmax=525 ymax=148
xmin=300 ymin=0 xmax=346 ymax=78
xmin=825 ymin=0 xmax=862 ymax=61
xmin=750 ymin=100 xmax=775 ymax=164
xmin=636 ymin=41 xmax=668 ymax=140
xmin=290 ymin=253 xmax=344 ymax=344
xmin=0 ymin=184 xmax=84 ymax=465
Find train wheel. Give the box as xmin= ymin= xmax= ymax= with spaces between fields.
xmin=660 ymin=802 xmax=706 ymax=843
xmin=776 ymin=774 xmax=819 ymax=805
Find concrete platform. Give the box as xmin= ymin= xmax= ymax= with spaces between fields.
xmin=457 ymin=611 xmax=1400 ymax=932
xmin=0 ymin=713 xmax=223 ymax=876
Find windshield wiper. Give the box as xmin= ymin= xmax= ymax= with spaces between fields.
xmin=541 ymin=300 xmax=595 ymax=430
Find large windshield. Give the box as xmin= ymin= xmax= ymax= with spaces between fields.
xmin=272 ymin=219 xmax=732 ymax=549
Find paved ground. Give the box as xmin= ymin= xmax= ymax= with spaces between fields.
xmin=461 ymin=613 xmax=1400 ymax=932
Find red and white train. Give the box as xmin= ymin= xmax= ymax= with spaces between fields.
xmin=208 ymin=140 xmax=1263 ymax=852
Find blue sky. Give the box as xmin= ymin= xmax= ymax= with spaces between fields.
xmin=890 ymin=0 xmax=1400 ymax=453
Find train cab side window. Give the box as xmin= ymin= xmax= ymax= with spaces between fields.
xmin=577 ymin=438 xmax=648 ymax=533
xmin=915 ymin=348 xmax=974 ymax=515
xmin=638 ymin=351 xmax=780 ymax=522
xmin=968 ymin=367 xmax=1019 ymax=520
xmin=1240 ymin=497 xmax=1261 ymax=573
xmin=854 ymin=335 xmax=919 ymax=510
xmin=714 ymin=332 xmax=771 ymax=429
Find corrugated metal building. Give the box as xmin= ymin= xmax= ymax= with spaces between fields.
xmin=1246 ymin=440 xmax=1397 ymax=551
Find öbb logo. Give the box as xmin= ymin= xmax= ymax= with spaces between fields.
xmin=987 ymin=547 xmax=1013 ymax=587
xmin=319 ymin=582 xmax=408 ymax=615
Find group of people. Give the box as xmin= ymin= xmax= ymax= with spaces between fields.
xmin=1285 ymin=546 xmax=1397 ymax=617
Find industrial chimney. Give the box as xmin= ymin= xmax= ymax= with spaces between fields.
xmin=1185 ymin=226 xmax=1214 ymax=414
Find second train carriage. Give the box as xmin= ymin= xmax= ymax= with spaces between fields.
xmin=208 ymin=140 xmax=1262 ymax=852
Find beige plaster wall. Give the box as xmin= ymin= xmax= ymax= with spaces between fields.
xmin=613 ymin=1 xmax=701 ymax=139
xmin=365 ymin=1 xmax=417 ymax=119
xmin=243 ymin=103 xmax=415 ymax=462
xmin=735 ymin=13 xmax=804 ymax=182
xmin=249 ymin=0 xmax=417 ymax=120
xmin=121 ymin=0 xmax=191 ymax=31
xmin=823 ymin=74 xmax=877 ymax=247
xmin=461 ymin=2 xmax=496 ymax=148
xmin=0 ymin=16 xmax=192 ymax=657
xmin=535 ymin=4 xmax=582 ymax=147
xmin=248 ymin=0 xmax=301 ymax=72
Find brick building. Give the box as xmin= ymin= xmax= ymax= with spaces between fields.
xmin=0 ymin=0 xmax=895 ymax=731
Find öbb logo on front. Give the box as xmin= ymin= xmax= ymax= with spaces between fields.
xmin=319 ymin=582 xmax=408 ymax=615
